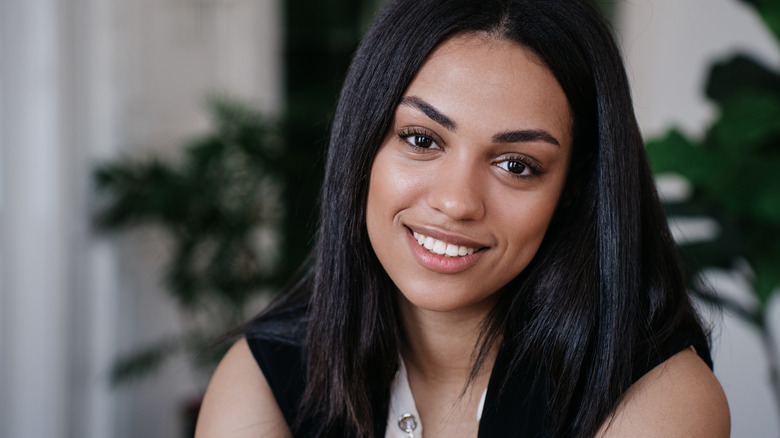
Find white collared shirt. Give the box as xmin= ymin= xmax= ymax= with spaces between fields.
xmin=385 ymin=358 xmax=487 ymax=438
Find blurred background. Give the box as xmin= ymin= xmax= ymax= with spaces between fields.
xmin=0 ymin=0 xmax=778 ymax=436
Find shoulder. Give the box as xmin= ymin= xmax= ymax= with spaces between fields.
xmin=195 ymin=338 xmax=293 ymax=438
xmin=596 ymin=347 xmax=730 ymax=437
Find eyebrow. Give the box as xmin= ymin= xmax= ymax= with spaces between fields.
xmin=400 ymin=95 xmax=561 ymax=147
xmin=492 ymin=129 xmax=560 ymax=147
xmin=400 ymin=96 xmax=457 ymax=131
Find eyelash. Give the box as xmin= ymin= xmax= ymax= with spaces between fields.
xmin=398 ymin=127 xmax=441 ymax=151
xmin=397 ymin=127 xmax=542 ymax=179
xmin=494 ymin=155 xmax=542 ymax=179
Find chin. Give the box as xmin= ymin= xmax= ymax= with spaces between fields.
xmin=396 ymin=284 xmax=501 ymax=315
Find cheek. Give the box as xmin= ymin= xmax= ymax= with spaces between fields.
xmin=366 ymin=154 xmax=390 ymax=235
xmin=366 ymin=150 xmax=400 ymax=247
xmin=495 ymin=189 xmax=564 ymax=267
xmin=366 ymin=151 xmax=426 ymax=230
xmin=366 ymin=152 xmax=410 ymax=285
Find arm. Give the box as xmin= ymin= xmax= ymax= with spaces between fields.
xmin=596 ymin=347 xmax=730 ymax=437
xmin=195 ymin=338 xmax=293 ymax=438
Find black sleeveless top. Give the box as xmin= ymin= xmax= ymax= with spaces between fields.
xmin=246 ymin=326 xmax=711 ymax=437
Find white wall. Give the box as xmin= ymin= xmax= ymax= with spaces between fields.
xmin=0 ymin=1 xmax=69 ymax=437
xmin=0 ymin=0 xmax=281 ymax=437
xmin=618 ymin=0 xmax=780 ymax=436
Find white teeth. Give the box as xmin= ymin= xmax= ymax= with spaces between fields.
xmin=412 ymin=231 xmax=477 ymax=257
xmin=445 ymin=244 xmax=459 ymax=257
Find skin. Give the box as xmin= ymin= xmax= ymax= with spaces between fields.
xmin=195 ymin=338 xmax=293 ymax=438
xmin=195 ymin=34 xmax=730 ymax=438
xmin=596 ymin=347 xmax=730 ymax=437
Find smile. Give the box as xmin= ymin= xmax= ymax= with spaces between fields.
xmin=412 ymin=231 xmax=476 ymax=257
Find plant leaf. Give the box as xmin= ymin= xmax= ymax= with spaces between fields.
xmin=110 ymin=339 xmax=181 ymax=386
xmin=738 ymin=0 xmax=780 ymax=42
xmin=706 ymin=55 xmax=780 ymax=105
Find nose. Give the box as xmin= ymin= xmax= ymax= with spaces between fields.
xmin=425 ymin=156 xmax=486 ymax=221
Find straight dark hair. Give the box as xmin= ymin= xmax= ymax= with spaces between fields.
xmin=249 ymin=0 xmax=708 ymax=437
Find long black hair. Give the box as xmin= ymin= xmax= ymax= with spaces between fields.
xmin=249 ymin=0 xmax=708 ymax=436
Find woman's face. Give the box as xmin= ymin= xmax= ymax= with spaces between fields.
xmin=366 ymin=34 xmax=573 ymax=314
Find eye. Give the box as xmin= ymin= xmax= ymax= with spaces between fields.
xmin=495 ymin=156 xmax=541 ymax=178
xmin=500 ymin=160 xmax=528 ymax=175
xmin=398 ymin=127 xmax=441 ymax=150
xmin=408 ymin=134 xmax=435 ymax=149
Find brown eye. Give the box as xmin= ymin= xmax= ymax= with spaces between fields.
xmin=506 ymin=161 xmax=526 ymax=174
xmin=495 ymin=156 xmax=540 ymax=178
xmin=412 ymin=135 xmax=434 ymax=148
xmin=398 ymin=128 xmax=441 ymax=150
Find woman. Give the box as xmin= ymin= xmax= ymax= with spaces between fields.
xmin=196 ymin=0 xmax=730 ymax=436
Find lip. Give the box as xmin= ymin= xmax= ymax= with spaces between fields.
xmin=405 ymin=226 xmax=486 ymax=274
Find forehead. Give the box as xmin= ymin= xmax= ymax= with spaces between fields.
xmin=402 ymin=33 xmax=572 ymax=144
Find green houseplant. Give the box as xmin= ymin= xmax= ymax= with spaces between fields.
xmin=94 ymin=0 xmax=381 ymax=391
xmin=645 ymin=0 xmax=780 ymax=418
xmin=94 ymin=99 xmax=285 ymax=384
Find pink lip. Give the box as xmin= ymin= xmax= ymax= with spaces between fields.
xmin=405 ymin=228 xmax=485 ymax=274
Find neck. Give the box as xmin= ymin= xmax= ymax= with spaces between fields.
xmin=397 ymin=294 xmax=499 ymax=388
